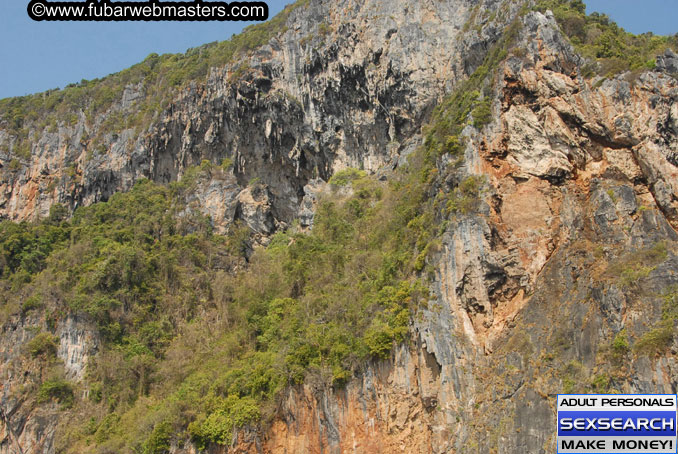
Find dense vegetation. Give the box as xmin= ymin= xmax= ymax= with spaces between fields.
xmin=536 ymin=0 xmax=678 ymax=78
xmin=0 ymin=145 xmax=445 ymax=452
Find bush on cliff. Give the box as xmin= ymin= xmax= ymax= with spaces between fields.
xmin=536 ymin=0 xmax=678 ymax=77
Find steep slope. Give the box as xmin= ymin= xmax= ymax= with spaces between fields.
xmin=0 ymin=1 xmax=530 ymax=452
xmin=0 ymin=0 xmax=517 ymax=230
xmin=1 ymin=0 xmax=678 ymax=453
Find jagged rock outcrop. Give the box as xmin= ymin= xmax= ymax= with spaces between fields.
xmin=1 ymin=314 xmax=97 ymax=454
xmin=223 ymin=9 xmax=678 ymax=454
xmin=1 ymin=1 xmax=678 ymax=453
xmin=0 ymin=0 xmax=521 ymax=231
xmin=657 ymin=49 xmax=678 ymax=74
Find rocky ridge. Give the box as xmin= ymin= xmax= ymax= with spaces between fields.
xmin=0 ymin=0 xmax=521 ymax=232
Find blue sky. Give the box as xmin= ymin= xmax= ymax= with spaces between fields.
xmin=0 ymin=0 xmax=676 ymax=100
xmin=585 ymin=0 xmax=678 ymax=36
xmin=0 ymin=0 xmax=290 ymax=99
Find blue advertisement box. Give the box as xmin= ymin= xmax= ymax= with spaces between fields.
xmin=557 ymin=394 xmax=678 ymax=454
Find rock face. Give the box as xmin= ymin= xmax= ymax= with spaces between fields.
xmin=1 ymin=1 xmax=678 ymax=453
xmin=0 ymin=0 xmax=521 ymax=231
xmin=1 ymin=315 xmax=97 ymax=454
xmin=657 ymin=49 xmax=678 ymax=74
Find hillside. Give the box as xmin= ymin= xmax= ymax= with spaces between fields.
xmin=1 ymin=0 xmax=678 ymax=453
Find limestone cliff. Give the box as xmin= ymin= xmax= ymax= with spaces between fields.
xmin=1 ymin=0 xmax=678 ymax=453
xmin=0 ymin=0 xmax=520 ymax=231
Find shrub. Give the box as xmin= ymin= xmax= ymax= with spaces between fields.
xmin=328 ymin=168 xmax=367 ymax=187
xmin=561 ymin=360 xmax=583 ymax=393
xmin=634 ymin=321 xmax=673 ymax=357
xmin=535 ymin=0 xmax=678 ymax=78
xmin=89 ymin=382 xmax=103 ymax=403
xmin=48 ymin=203 xmax=68 ymax=224
xmin=318 ymin=22 xmax=330 ymax=36
xmin=188 ymin=396 xmax=260 ymax=449
xmin=8 ymin=158 xmax=22 ymax=171
xmin=447 ymin=176 xmax=485 ymax=215
xmin=608 ymin=242 xmax=667 ymax=288
xmin=142 ymin=421 xmax=172 ymax=454
xmin=21 ymin=294 xmax=43 ymax=314
xmin=363 ymin=321 xmax=396 ymax=358
xmin=221 ymin=157 xmax=234 ymax=171
xmin=590 ymin=373 xmax=610 ymax=392
xmin=27 ymin=332 xmax=59 ymax=358
xmin=94 ymin=413 xmax=121 ymax=444
xmin=602 ymin=328 xmax=630 ymax=366
xmin=37 ymin=379 xmax=74 ymax=407
xmin=471 ymin=98 xmax=493 ymax=128
xmin=634 ymin=289 xmax=678 ymax=357
xmin=611 ymin=329 xmax=629 ymax=355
